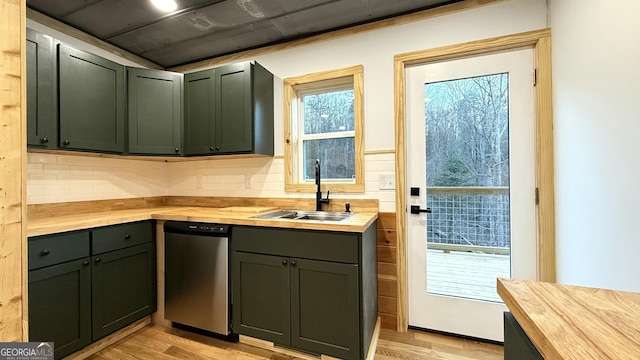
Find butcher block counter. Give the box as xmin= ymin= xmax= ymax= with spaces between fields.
xmin=497 ymin=278 xmax=640 ymax=360
xmin=27 ymin=205 xmax=379 ymax=237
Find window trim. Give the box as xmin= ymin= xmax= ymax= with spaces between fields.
xmin=284 ymin=65 xmax=365 ymax=193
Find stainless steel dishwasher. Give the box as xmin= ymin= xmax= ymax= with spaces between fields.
xmin=164 ymin=221 xmax=231 ymax=335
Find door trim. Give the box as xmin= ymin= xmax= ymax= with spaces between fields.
xmin=393 ymin=28 xmax=555 ymax=331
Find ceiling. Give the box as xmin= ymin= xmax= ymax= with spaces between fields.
xmin=26 ymin=0 xmax=459 ymax=68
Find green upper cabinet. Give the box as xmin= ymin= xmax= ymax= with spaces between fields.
xmin=58 ymin=44 xmax=125 ymax=153
xmin=184 ymin=69 xmax=215 ymax=155
xmin=26 ymin=29 xmax=57 ymax=149
xmin=127 ymin=68 xmax=183 ymax=155
xmin=184 ymin=61 xmax=274 ymax=156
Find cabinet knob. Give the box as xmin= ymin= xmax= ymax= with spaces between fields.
xmin=209 ymin=146 xmax=214 ymax=151
xmin=216 ymin=146 xmax=220 ymax=151
xmin=282 ymin=260 xmax=288 ymax=266
xmin=83 ymin=260 xmax=90 ymax=267
xmin=40 ymin=137 xmax=49 ymax=144
xmin=174 ymin=147 xmax=180 ymax=152
xmin=94 ymin=257 xmax=101 ymax=263
xmin=63 ymin=139 xmax=70 ymax=146
xmin=40 ymin=249 xmax=50 ymax=256
xmin=291 ymin=260 xmax=296 ymax=267
xmin=125 ymin=234 xmax=131 ymax=240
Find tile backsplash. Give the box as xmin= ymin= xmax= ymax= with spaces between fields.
xmin=27 ymin=152 xmax=397 ymax=212
xmin=27 ymin=153 xmax=168 ymax=204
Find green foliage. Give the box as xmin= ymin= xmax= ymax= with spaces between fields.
xmin=432 ymin=156 xmax=473 ymax=186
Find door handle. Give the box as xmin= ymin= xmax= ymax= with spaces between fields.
xmin=410 ymin=205 xmax=432 ymax=214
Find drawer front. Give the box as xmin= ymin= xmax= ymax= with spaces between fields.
xmin=92 ymin=221 xmax=154 ymax=255
xmin=28 ymin=231 xmax=90 ymax=270
xmin=232 ymin=226 xmax=359 ymax=263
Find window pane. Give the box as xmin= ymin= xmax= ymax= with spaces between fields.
xmin=303 ymin=138 xmax=355 ymax=180
xmin=425 ymin=73 xmax=510 ymax=187
xmin=302 ymin=89 xmax=354 ymax=135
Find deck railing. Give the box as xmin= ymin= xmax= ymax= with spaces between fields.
xmin=426 ymin=186 xmax=511 ymax=250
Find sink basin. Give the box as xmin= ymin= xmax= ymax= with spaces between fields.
xmin=252 ymin=210 xmax=355 ymax=222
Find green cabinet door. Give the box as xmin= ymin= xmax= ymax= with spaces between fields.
xmin=91 ymin=243 xmax=156 ymax=341
xmin=215 ymin=62 xmax=252 ymax=153
xmin=184 ymin=69 xmax=216 ymax=155
xmin=26 ymin=29 xmax=56 ymax=149
xmin=29 ymin=258 xmax=91 ymax=360
xmin=291 ymin=258 xmax=360 ymax=360
xmin=127 ymin=67 xmax=183 ymax=155
xmin=183 ymin=62 xmax=273 ymax=156
xmin=58 ymin=44 xmax=125 ymax=153
xmin=232 ymin=252 xmax=291 ymax=345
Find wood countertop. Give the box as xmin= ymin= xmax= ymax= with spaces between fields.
xmin=497 ymin=278 xmax=640 ymax=360
xmin=27 ymin=206 xmax=379 ymax=237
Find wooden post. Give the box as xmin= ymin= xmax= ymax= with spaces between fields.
xmin=0 ymin=0 xmax=26 ymax=341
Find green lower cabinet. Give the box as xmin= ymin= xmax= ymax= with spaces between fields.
xmin=291 ymin=258 xmax=360 ymax=360
xmin=232 ymin=252 xmax=291 ymax=344
xmin=28 ymin=221 xmax=156 ymax=358
xmin=504 ymin=312 xmax=543 ymax=360
xmin=232 ymin=225 xmax=377 ymax=360
xmin=92 ymin=243 xmax=157 ymax=340
xmin=29 ymin=258 xmax=92 ymax=360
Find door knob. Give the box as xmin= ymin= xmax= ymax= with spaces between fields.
xmin=410 ymin=205 xmax=432 ymax=214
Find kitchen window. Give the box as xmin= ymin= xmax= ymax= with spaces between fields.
xmin=284 ymin=65 xmax=364 ymax=193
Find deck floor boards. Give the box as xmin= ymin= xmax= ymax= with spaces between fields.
xmin=426 ymin=249 xmax=510 ymax=303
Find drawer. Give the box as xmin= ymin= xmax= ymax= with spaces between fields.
xmin=232 ymin=226 xmax=359 ymax=263
xmin=29 ymin=231 xmax=90 ymax=270
xmin=92 ymin=221 xmax=154 ymax=255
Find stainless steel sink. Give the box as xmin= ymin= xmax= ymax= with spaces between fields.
xmin=252 ymin=210 xmax=355 ymax=222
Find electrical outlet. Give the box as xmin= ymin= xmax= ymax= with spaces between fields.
xmin=379 ymin=173 xmax=395 ymax=190
xmin=195 ymin=175 xmax=203 ymax=190
xmin=244 ymin=174 xmax=253 ymax=189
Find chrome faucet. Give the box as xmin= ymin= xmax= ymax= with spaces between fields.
xmin=315 ymin=159 xmax=330 ymax=211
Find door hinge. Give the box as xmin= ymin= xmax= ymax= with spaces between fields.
xmin=535 ymin=187 xmax=539 ymax=205
xmin=533 ymin=68 xmax=537 ymax=86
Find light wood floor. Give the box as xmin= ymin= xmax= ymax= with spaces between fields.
xmin=85 ymin=325 xmax=503 ymax=360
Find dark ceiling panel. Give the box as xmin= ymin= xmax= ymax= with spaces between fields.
xmin=141 ymin=19 xmax=284 ymax=66
xmin=62 ymin=0 xmax=216 ymax=38
xmin=26 ymin=0 xmax=103 ymax=18
xmin=26 ymin=0 xmax=459 ymax=68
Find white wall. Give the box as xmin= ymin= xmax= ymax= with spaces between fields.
xmin=27 ymin=0 xmax=548 ymax=213
xmin=551 ymin=0 xmax=640 ymax=292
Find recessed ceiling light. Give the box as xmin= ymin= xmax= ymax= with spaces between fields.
xmin=151 ymin=0 xmax=177 ymax=12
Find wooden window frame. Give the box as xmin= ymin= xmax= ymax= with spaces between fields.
xmin=284 ymin=65 xmax=365 ymax=193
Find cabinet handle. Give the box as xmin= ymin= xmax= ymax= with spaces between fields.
xmin=83 ymin=260 xmax=90 ymax=266
xmin=215 ymin=146 xmax=220 ymax=151
xmin=40 ymin=137 xmax=49 ymax=144
xmin=125 ymin=234 xmax=131 ymax=240
xmin=94 ymin=257 xmax=101 ymax=263
xmin=63 ymin=139 xmax=70 ymax=146
xmin=209 ymin=146 xmax=214 ymax=151
xmin=40 ymin=249 xmax=50 ymax=256
xmin=174 ymin=147 xmax=180 ymax=152
xmin=282 ymin=260 xmax=288 ymax=266
xmin=291 ymin=260 xmax=296 ymax=267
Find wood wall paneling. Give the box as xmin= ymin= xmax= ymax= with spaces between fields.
xmin=1 ymin=0 xmax=26 ymax=342
xmin=376 ymin=213 xmax=398 ymax=330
